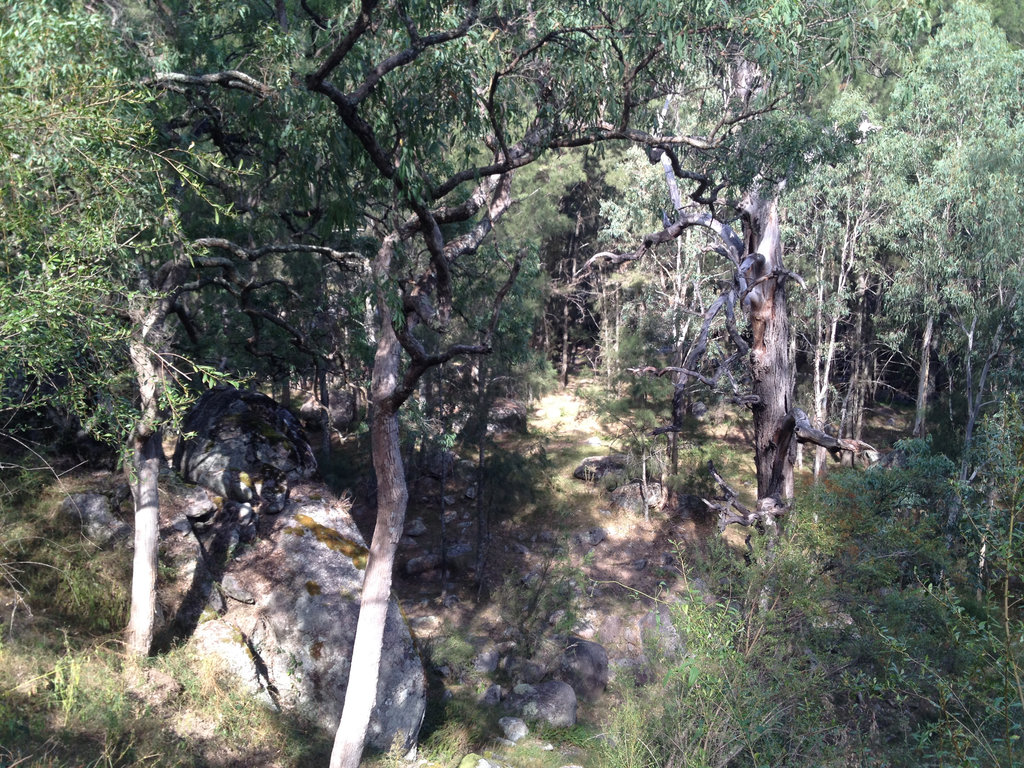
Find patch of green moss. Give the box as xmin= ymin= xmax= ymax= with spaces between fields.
xmin=305 ymin=580 xmax=321 ymax=596
xmin=199 ymin=606 xmax=219 ymax=624
xmin=293 ymin=513 xmax=368 ymax=569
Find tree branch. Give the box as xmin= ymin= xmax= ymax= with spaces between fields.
xmin=146 ymin=70 xmax=272 ymax=98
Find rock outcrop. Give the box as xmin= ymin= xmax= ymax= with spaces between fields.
xmin=60 ymin=492 xmax=131 ymax=545
xmin=506 ymin=680 xmax=577 ymax=727
xmin=609 ymin=481 xmax=665 ymax=515
xmin=172 ymin=386 xmax=316 ymax=514
xmin=192 ymin=493 xmax=426 ymax=752
xmin=166 ymin=387 xmax=425 ymax=751
xmin=572 ymin=454 xmax=627 ymax=483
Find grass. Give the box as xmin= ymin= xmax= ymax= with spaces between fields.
xmin=0 ymin=383 xmax=978 ymax=768
xmin=0 ymin=453 xmax=334 ymax=768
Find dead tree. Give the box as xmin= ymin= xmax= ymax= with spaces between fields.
xmin=589 ymin=176 xmax=875 ymax=536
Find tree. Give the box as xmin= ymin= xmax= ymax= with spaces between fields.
xmin=880 ymin=1 xmax=1024 ymax=503
xmin=293 ymin=1 xmax=918 ymax=763
xmin=785 ymin=92 xmax=892 ymax=479
xmin=0 ymin=1 xmax=208 ymax=655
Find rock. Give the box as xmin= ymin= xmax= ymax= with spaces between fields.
xmin=473 ymin=648 xmax=500 ymax=674
xmin=572 ymin=454 xmax=627 ymax=483
xmin=479 ymin=684 xmax=503 ymax=706
xmin=189 ymin=493 xmax=426 ymax=753
xmin=505 ymin=657 xmax=547 ymax=685
xmin=405 ymin=517 xmax=428 ymax=537
xmin=464 ymin=484 xmax=478 ymax=500
xmin=499 ymin=716 xmax=529 ymax=742
xmin=181 ymin=484 xmax=217 ymax=521
xmin=297 ymin=382 xmax=356 ymax=433
xmin=608 ymin=656 xmax=649 ymax=685
xmin=219 ymin=573 xmax=255 ymax=605
xmin=192 ymin=619 xmax=275 ymax=708
xmin=458 ymin=755 xmax=500 ymax=768
xmin=485 ymin=398 xmax=528 ymax=434
xmin=639 ymin=603 xmax=683 ymax=654
xmin=583 ymin=527 xmax=606 ymax=546
xmin=508 ymin=680 xmax=577 ymax=728
xmin=172 ymin=386 xmax=316 ymax=513
xmin=609 ymin=482 xmax=664 ymax=515
xmin=60 ymin=493 xmax=130 ymax=545
xmin=559 ymin=637 xmax=608 ymax=701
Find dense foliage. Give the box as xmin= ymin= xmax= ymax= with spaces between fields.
xmin=1 ymin=0 xmax=1023 ymax=766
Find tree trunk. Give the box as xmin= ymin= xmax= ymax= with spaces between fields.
xmin=126 ymin=429 xmax=162 ymax=656
xmin=744 ymin=197 xmax=795 ymax=502
xmin=125 ymin=298 xmax=169 ymax=658
xmin=913 ymin=313 xmax=934 ymax=438
xmin=330 ymin=318 xmax=407 ymax=768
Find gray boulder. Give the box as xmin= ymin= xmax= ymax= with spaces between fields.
xmin=507 ymin=680 xmax=577 ymax=727
xmin=572 ymin=454 xmax=627 ymax=483
xmin=60 ymin=493 xmax=130 ymax=545
xmin=172 ymin=386 xmax=316 ymax=513
xmin=609 ymin=481 xmax=664 ymax=515
xmin=559 ymin=636 xmax=608 ymax=701
xmin=189 ymin=492 xmax=426 ymax=752
xmin=499 ymin=716 xmax=529 ymax=742
xmin=486 ymin=398 xmax=528 ymax=434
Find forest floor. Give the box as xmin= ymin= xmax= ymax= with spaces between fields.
xmin=342 ymin=383 xmax=913 ymax=766
xmin=0 ymin=382 xmax=914 ymax=768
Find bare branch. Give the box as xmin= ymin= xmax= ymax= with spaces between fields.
xmin=147 ymin=71 xmax=272 ymax=98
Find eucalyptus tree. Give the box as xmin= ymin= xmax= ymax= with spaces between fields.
xmin=104 ymin=0 xmax=923 ymax=762
xmin=881 ymin=1 xmax=1024 ymax=502
xmin=288 ymin=2 xmax=919 ymax=764
xmin=784 ymin=93 xmax=893 ymax=479
xmin=585 ymin=13 xmax=919 ymax=535
xmin=0 ymin=1 xmax=224 ymax=655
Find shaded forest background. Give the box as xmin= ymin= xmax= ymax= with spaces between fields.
xmin=1 ymin=0 xmax=1023 ymax=766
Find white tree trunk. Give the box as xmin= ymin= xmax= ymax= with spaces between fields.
xmin=331 ymin=240 xmax=409 ymax=768
xmin=126 ymin=430 xmax=161 ymax=656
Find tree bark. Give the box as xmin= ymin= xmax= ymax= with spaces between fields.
xmin=330 ymin=310 xmax=407 ymax=768
xmin=125 ymin=296 xmax=170 ymax=657
xmin=126 ymin=429 xmax=162 ymax=656
xmin=744 ymin=196 xmax=795 ymax=501
xmin=913 ymin=313 xmax=934 ymax=438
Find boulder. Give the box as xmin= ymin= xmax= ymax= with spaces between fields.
xmin=507 ymin=680 xmax=577 ymax=727
xmin=572 ymin=454 xmax=627 ymax=483
xmin=559 ymin=636 xmax=608 ymax=701
xmin=499 ymin=716 xmax=529 ymax=742
xmin=172 ymin=386 xmax=317 ymax=513
xmin=573 ymin=526 xmax=606 ymax=550
xmin=187 ymin=491 xmax=426 ymax=752
xmin=60 ymin=493 xmax=130 ymax=545
xmin=298 ymin=388 xmax=357 ymax=433
xmin=609 ymin=482 xmax=664 ymax=515
xmin=486 ymin=398 xmax=528 ymax=435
